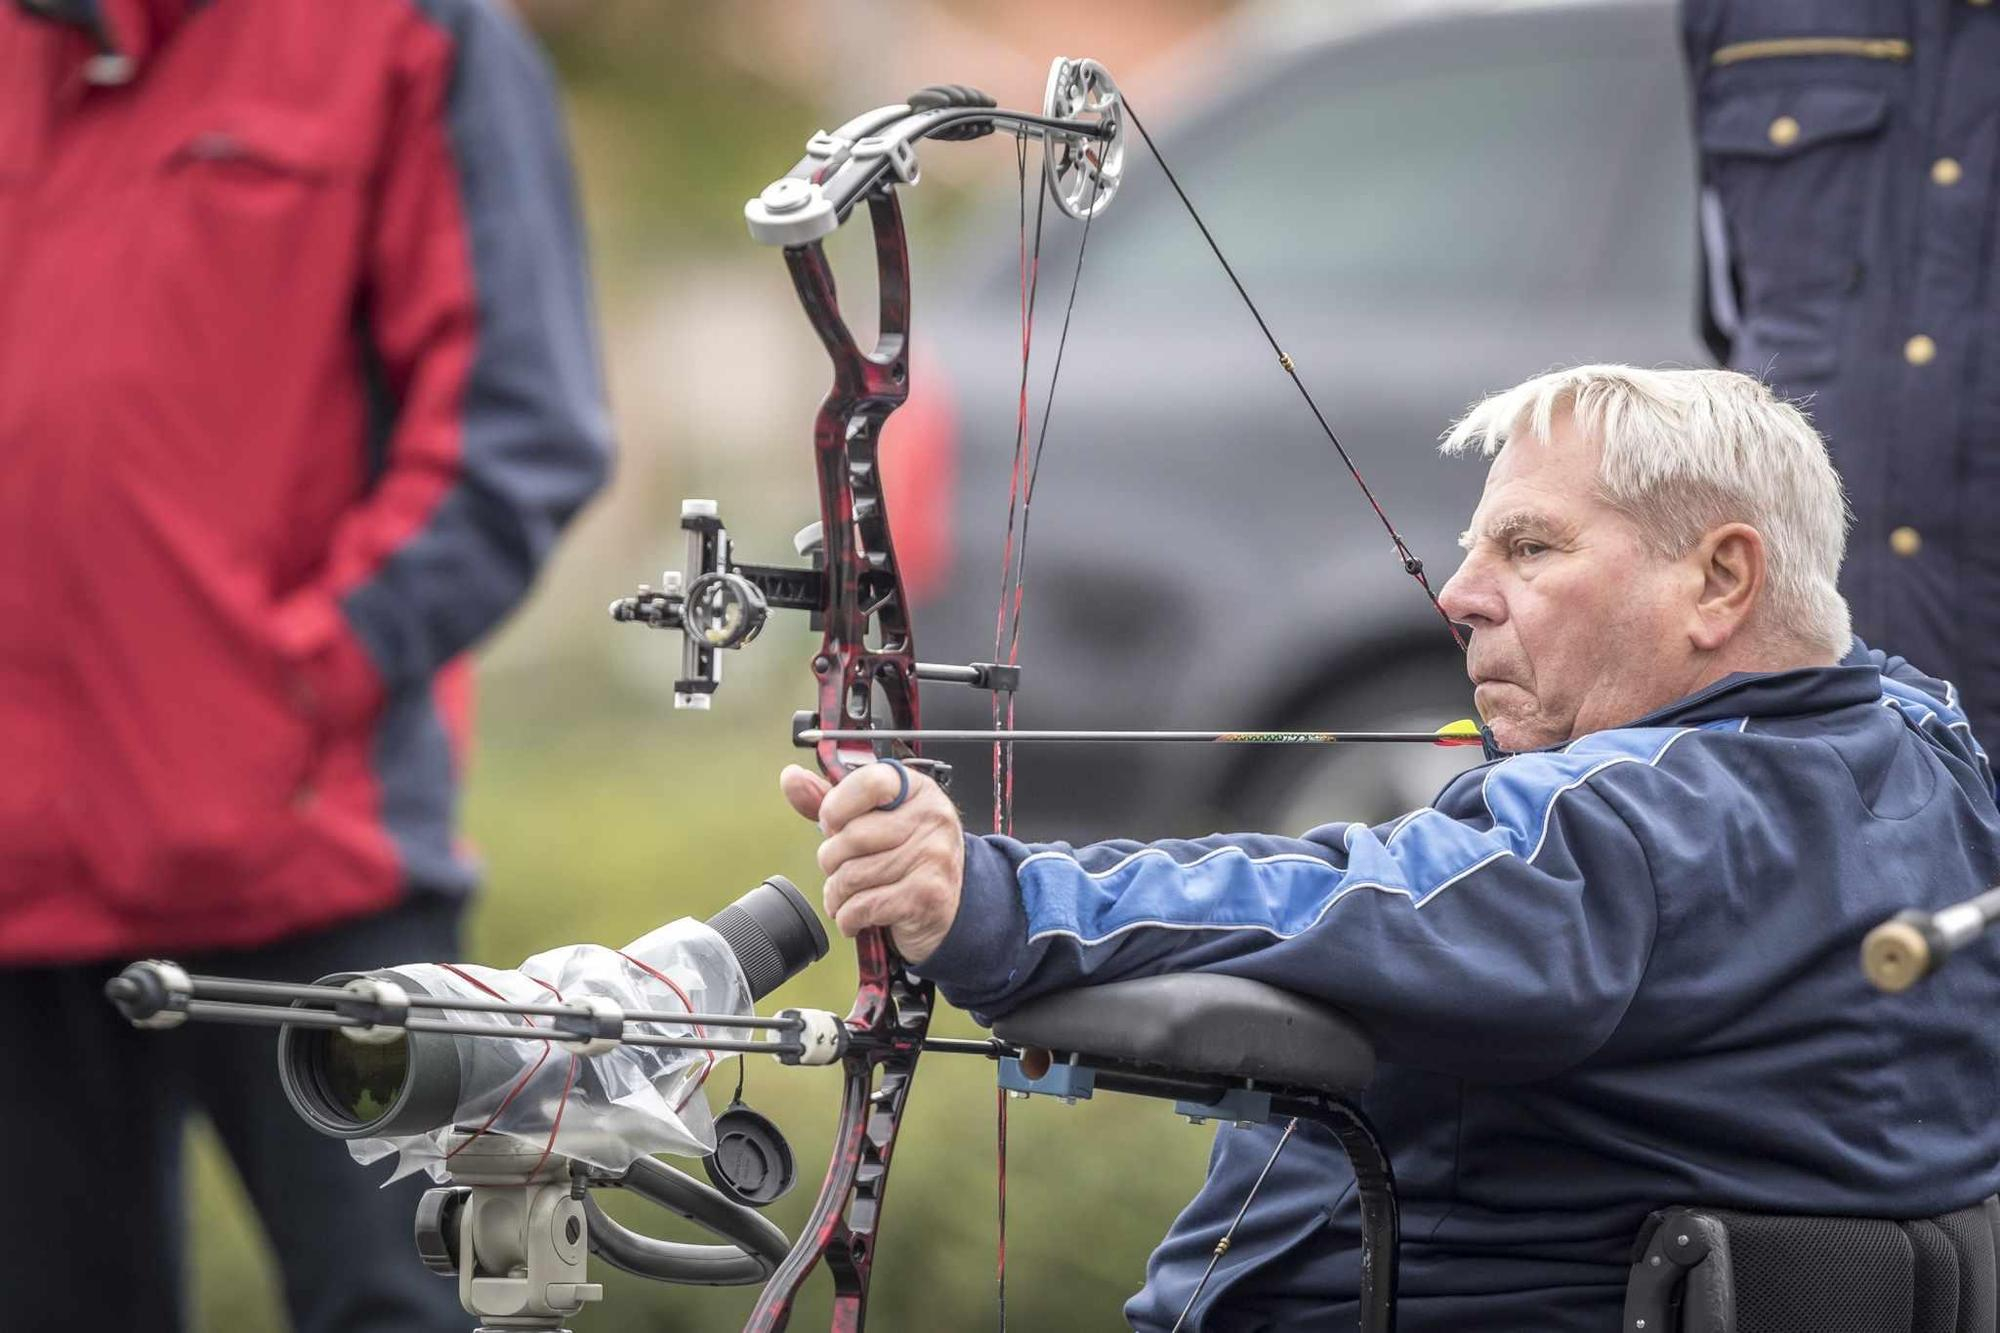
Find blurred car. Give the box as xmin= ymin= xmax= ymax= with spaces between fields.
xmin=889 ymin=0 xmax=1704 ymax=842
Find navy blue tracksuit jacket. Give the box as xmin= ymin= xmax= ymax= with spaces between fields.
xmin=1683 ymin=0 xmax=2000 ymax=746
xmin=921 ymin=648 xmax=2000 ymax=1330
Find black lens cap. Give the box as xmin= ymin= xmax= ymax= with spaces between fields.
xmin=702 ymin=1103 xmax=797 ymax=1208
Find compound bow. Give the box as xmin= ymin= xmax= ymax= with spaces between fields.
xmin=609 ymin=54 xmax=1473 ymax=1331
xmin=612 ymin=64 xmax=1130 ymax=1328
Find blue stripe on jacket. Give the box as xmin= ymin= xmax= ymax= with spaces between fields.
xmin=1013 ymin=720 xmax=1740 ymax=949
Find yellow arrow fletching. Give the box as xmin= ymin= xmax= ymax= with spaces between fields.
xmin=1434 ymin=718 xmax=1484 ymax=746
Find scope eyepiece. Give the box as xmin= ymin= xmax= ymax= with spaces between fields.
xmin=707 ymin=875 xmax=829 ymax=1001
xmin=277 ymin=876 xmax=828 ymax=1140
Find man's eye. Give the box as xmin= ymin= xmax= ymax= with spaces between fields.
xmin=1510 ymin=540 xmax=1547 ymax=559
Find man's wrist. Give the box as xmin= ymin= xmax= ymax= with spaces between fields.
xmin=912 ymin=833 xmax=1030 ymax=1009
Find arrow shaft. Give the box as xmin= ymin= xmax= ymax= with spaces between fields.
xmin=798 ymin=727 xmax=1479 ymax=746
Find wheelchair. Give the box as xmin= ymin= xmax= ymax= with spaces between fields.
xmin=992 ymin=973 xmax=2000 ymax=1333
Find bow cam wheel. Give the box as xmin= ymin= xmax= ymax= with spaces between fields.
xmin=1042 ymin=56 xmax=1125 ymax=220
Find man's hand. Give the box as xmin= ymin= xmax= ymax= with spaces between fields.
xmin=780 ymin=762 xmax=966 ymax=966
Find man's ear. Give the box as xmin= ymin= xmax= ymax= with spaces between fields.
xmin=1689 ymin=523 xmax=1766 ymax=652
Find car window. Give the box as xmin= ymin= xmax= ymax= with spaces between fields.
xmin=1082 ymin=55 xmax=1670 ymax=301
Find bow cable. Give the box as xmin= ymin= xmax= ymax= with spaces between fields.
xmin=988 ymin=119 xmax=1108 ymax=1331
xmin=1170 ymin=1118 xmax=1298 ymax=1333
xmin=986 ymin=130 xmax=1045 ymax=1331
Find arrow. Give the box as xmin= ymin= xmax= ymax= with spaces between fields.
xmin=796 ymin=719 xmax=1488 ymax=748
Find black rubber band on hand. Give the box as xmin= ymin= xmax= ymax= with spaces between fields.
xmin=873 ymin=757 xmax=912 ymax=812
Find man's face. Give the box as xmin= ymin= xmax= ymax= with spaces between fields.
xmin=1438 ymin=412 xmax=1700 ymax=751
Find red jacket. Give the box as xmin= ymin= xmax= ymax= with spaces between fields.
xmin=0 ymin=0 xmax=611 ymax=963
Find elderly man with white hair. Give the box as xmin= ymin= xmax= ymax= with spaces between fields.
xmin=782 ymin=366 xmax=2000 ymax=1330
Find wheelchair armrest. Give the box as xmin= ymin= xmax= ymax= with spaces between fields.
xmin=990 ymin=972 xmax=1375 ymax=1097
xmin=1626 ymin=1209 xmax=1735 ymax=1333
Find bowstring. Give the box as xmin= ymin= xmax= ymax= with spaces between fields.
xmin=991 ymin=133 xmax=1047 ymax=838
xmin=1001 ymin=143 xmax=1103 ymax=742
xmin=1120 ymin=98 xmax=1466 ymax=654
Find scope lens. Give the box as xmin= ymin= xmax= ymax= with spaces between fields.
xmin=278 ymin=971 xmax=454 ymax=1139
xmin=318 ymin=1029 xmax=411 ymax=1125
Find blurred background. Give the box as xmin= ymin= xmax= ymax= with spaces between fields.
xmin=189 ymin=0 xmax=1702 ymax=1326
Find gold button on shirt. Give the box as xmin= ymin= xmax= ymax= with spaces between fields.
xmin=1891 ymin=527 xmax=1923 ymax=557
xmin=1906 ymin=334 xmax=1938 ymax=365
xmin=1932 ymin=157 xmax=1964 ymax=187
xmin=1768 ymin=115 xmax=1802 ymax=147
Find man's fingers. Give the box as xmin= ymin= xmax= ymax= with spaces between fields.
xmin=822 ymin=842 xmax=923 ymax=915
xmin=816 ymin=761 xmax=922 ymax=834
xmin=810 ymin=774 xmax=965 ymax=967
xmin=829 ymin=885 xmax=897 ymax=939
xmin=828 ymin=879 xmax=952 ymax=965
xmin=816 ymin=810 xmax=921 ymax=877
xmin=786 ymin=762 xmax=914 ymax=833
xmin=798 ymin=760 xmax=963 ymax=966
xmin=779 ymin=765 xmax=834 ymax=823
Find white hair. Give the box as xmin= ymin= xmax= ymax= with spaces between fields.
xmin=1440 ymin=365 xmax=1851 ymax=657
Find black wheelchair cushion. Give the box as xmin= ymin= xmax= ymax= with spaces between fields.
xmin=1719 ymin=1213 xmax=1915 ymax=1333
xmin=1931 ymin=1205 xmax=1999 ymax=1333
xmin=990 ymin=973 xmax=1375 ymax=1096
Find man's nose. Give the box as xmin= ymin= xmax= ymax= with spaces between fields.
xmin=1437 ymin=554 xmax=1498 ymax=629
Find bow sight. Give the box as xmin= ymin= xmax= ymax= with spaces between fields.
xmin=609 ymin=505 xmax=1021 ymax=726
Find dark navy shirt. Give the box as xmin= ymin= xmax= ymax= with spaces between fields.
xmin=1683 ymin=0 xmax=2000 ymax=747
xmin=923 ymin=647 xmax=2000 ymax=1330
